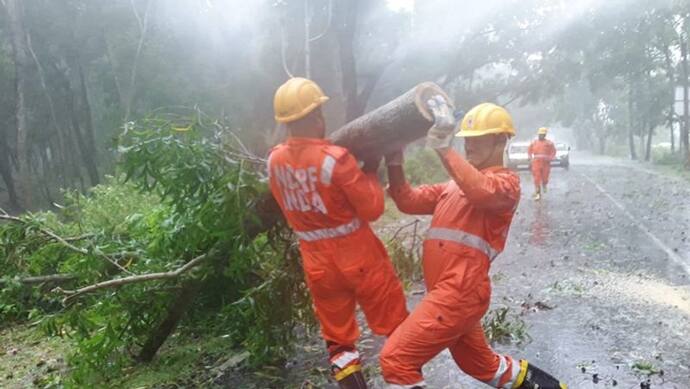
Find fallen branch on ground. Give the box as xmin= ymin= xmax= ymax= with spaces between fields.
xmin=0 ymin=212 xmax=134 ymax=275
xmin=0 ymin=273 xmax=77 ymax=286
xmin=54 ymin=253 xmax=208 ymax=304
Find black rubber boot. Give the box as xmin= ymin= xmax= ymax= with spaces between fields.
xmin=513 ymin=360 xmax=567 ymax=389
xmin=335 ymin=368 xmax=367 ymax=389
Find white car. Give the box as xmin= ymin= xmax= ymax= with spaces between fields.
xmin=553 ymin=142 xmax=570 ymax=169
xmin=506 ymin=141 xmax=530 ymax=170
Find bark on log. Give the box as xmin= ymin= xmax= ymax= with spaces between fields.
xmin=328 ymin=82 xmax=451 ymax=160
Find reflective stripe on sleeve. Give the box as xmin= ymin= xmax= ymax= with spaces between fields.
xmin=425 ymin=227 xmax=500 ymax=261
xmin=321 ymin=155 xmax=336 ymax=185
xmin=294 ymin=218 xmax=361 ymax=242
xmin=266 ymin=152 xmax=273 ymax=178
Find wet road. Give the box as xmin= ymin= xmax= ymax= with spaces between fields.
xmin=284 ymin=154 xmax=690 ymax=389
xmin=366 ymin=153 xmax=690 ymax=389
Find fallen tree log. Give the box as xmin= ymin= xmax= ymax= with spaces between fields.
xmin=329 ymin=81 xmax=452 ymax=160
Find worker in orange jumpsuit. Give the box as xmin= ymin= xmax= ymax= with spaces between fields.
xmin=527 ymin=127 xmax=556 ymax=200
xmin=268 ymin=77 xmax=408 ymax=389
xmin=379 ymin=100 xmax=567 ymax=389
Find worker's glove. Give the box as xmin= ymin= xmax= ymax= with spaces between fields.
xmin=385 ymin=149 xmax=404 ymax=167
xmin=426 ymin=95 xmax=456 ymax=150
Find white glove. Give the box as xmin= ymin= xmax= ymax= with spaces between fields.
xmin=425 ymin=95 xmax=456 ymax=150
xmin=385 ymin=149 xmax=404 ymax=167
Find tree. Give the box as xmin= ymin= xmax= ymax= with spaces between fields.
xmin=5 ymin=0 xmax=31 ymax=209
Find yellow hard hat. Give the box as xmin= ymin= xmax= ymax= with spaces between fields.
xmin=456 ymin=103 xmax=516 ymax=138
xmin=537 ymin=127 xmax=548 ymax=135
xmin=274 ymin=77 xmax=330 ymax=123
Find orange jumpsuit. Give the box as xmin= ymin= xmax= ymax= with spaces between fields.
xmin=380 ymin=150 xmax=521 ymax=388
xmin=267 ymin=137 xmax=408 ymax=365
xmin=528 ymin=139 xmax=556 ymax=188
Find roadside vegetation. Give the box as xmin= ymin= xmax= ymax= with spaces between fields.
xmin=1 ymin=112 xmax=314 ymax=387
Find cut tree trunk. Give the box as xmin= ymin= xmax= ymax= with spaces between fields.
xmin=328 ymin=82 xmax=450 ymax=160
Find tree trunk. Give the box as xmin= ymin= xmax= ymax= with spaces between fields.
xmin=335 ymin=0 xmax=361 ymax=122
xmin=0 ymin=140 xmax=19 ymax=210
xmin=77 ymin=62 xmax=100 ymax=185
xmin=670 ymin=106 xmax=675 ymax=153
xmin=138 ymin=279 xmax=203 ymax=362
xmin=27 ymin=33 xmax=72 ymax=188
xmin=682 ymin=40 xmax=690 ymax=161
xmin=628 ymin=82 xmax=638 ymax=160
xmin=6 ymin=0 xmax=31 ymax=209
xmin=329 ymin=82 xmax=450 ymax=160
xmin=57 ymin=62 xmax=100 ymax=187
xmin=124 ymin=0 xmax=153 ymax=123
xmin=645 ymin=124 xmax=654 ymax=162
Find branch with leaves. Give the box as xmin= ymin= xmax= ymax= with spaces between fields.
xmin=0 ymin=209 xmax=134 ymax=275
xmin=54 ymin=253 xmax=208 ymax=304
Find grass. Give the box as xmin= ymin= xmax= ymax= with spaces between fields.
xmin=544 ymin=280 xmax=585 ymax=296
xmin=482 ymin=307 xmax=530 ymax=345
xmin=0 ymin=324 xmax=70 ymax=388
xmin=386 ymin=238 xmax=423 ymax=291
xmin=114 ymin=333 xmax=243 ymax=388
xmin=632 ymin=361 xmax=662 ymax=377
xmin=0 ymin=324 xmax=253 ymax=389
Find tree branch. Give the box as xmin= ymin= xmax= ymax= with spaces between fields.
xmin=0 ymin=212 xmax=134 ymax=275
xmin=54 ymin=254 xmax=208 ymax=303
xmin=124 ymin=0 xmax=153 ymax=123
xmin=308 ymin=0 xmax=332 ymax=42
xmin=0 ymin=274 xmax=76 ymax=286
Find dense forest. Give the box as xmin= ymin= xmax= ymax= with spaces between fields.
xmin=1 ymin=0 xmax=690 ymax=210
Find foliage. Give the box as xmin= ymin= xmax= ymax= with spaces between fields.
xmin=0 ymin=111 xmax=312 ymax=385
xmin=403 ymin=147 xmax=448 ymax=186
xmin=482 ymin=307 xmax=530 ymax=345
xmin=387 ymin=238 xmax=422 ymax=290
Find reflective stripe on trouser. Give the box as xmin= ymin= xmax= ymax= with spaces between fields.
xmin=331 ymin=350 xmax=363 ymax=381
xmin=386 ymin=382 xmax=426 ymax=388
xmin=294 ymin=218 xmax=361 ymax=242
xmin=532 ymin=154 xmax=551 ymax=159
xmin=425 ymin=227 xmax=500 ymax=261
xmin=487 ymin=355 xmax=521 ymax=388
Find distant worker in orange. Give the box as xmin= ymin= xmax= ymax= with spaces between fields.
xmin=380 ymin=100 xmax=566 ymax=389
xmin=527 ymin=127 xmax=556 ymax=200
xmin=267 ymin=77 xmax=408 ymax=389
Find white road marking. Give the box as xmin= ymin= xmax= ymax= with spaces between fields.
xmin=579 ymin=172 xmax=690 ymax=276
